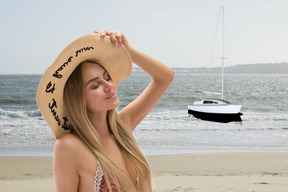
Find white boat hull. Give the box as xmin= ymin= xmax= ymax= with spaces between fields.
xmin=188 ymin=104 xmax=242 ymax=114
xmin=188 ymin=99 xmax=243 ymax=123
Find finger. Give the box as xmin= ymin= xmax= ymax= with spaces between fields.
xmin=114 ymin=31 xmax=123 ymax=47
xmin=100 ymin=28 xmax=108 ymax=37
xmin=109 ymin=31 xmax=119 ymax=47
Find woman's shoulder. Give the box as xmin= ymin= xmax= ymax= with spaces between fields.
xmin=55 ymin=133 xmax=81 ymax=147
xmin=54 ymin=134 xmax=98 ymax=177
xmin=54 ymin=134 xmax=86 ymax=157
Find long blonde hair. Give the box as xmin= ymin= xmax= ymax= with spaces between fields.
xmin=63 ymin=62 xmax=152 ymax=192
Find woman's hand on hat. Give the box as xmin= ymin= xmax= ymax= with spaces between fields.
xmin=95 ymin=29 xmax=130 ymax=49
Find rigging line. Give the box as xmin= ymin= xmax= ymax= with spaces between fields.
xmin=205 ymin=7 xmax=223 ymax=68
xmin=220 ymin=6 xmax=230 ymax=99
xmin=221 ymin=5 xmax=229 ymax=63
xmin=223 ymin=7 xmax=229 ymax=69
xmin=221 ymin=5 xmax=225 ymax=99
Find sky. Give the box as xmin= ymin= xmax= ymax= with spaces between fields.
xmin=0 ymin=0 xmax=287 ymax=74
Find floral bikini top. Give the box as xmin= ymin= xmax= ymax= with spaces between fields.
xmin=94 ymin=161 xmax=140 ymax=192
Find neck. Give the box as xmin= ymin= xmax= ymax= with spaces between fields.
xmin=88 ymin=110 xmax=111 ymax=140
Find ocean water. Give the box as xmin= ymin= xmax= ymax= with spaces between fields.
xmin=0 ymin=69 xmax=288 ymax=156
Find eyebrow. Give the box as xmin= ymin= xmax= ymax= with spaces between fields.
xmin=86 ymin=70 xmax=108 ymax=86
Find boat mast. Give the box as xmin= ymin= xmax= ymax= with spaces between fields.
xmin=221 ymin=5 xmax=224 ymax=100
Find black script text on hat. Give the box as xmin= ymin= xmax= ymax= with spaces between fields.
xmin=48 ymin=98 xmax=70 ymax=130
xmin=46 ymin=81 xmax=55 ymax=94
xmin=49 ymin=98 xmax=61 ymax=126
xmin=75 ymin=47 xmax=94 ymax=57
xmin=53 ymin=56 xmax=73 ymax=79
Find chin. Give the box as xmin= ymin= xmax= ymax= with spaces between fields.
xmin=109 ymin=100 xmax=121 ymax=110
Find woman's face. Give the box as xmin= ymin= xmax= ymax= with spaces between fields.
xmin=81 ymin=62 xmax=120 ymax=115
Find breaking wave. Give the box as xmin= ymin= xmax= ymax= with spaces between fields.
xmin=0 ymin=108 xmax=41 ymax=118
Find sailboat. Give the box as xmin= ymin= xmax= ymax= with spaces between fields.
xmin=188 ymin=6 xmax=243 ymax=123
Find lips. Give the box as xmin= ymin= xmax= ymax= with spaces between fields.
xmin=106 ymin=92 xmax=116 ymax=99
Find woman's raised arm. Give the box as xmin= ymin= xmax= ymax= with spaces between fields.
xmin=100 ymin=29 xmax=174 ymax=131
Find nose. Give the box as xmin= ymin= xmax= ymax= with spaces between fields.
xmin=103 ymin=81 xmax=112 ymax=93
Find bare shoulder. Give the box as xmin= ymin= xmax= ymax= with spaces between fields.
xmin=55 ymin=134 xmax=82 ymax=151
xmin=53 ymin=134 xmax=86 ymax=191
xmin=54 ymin=134 xmax=89 ymax=160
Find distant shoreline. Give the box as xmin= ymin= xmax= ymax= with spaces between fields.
xmin=173 ymin=62 xmax=288 ymax=74
xmin=1 ymin=63 xmax=287 ymax=75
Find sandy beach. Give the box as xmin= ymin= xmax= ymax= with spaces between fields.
xmin=1 ymin=152 xmax=288 ymax=192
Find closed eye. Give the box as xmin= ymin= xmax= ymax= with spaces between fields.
xmin=103 ymin=71 xmax=111 ymax=81
xmin=86 ymin=70 xmax=111 ymax=89
xmin=92 ymin=84 xmax=99 ymax=89
xmin=89 ymin=81 xmax=100 ymax=89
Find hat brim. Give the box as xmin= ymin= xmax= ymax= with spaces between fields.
xmin=36 ymin=34 xmax=132 ymax=139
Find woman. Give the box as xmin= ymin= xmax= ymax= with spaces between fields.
xmin=36 ymin=29 xmax=174 ymax=192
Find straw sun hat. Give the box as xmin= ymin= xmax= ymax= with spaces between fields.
xmin=36 ymin=33 xmax=132 ymax=139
